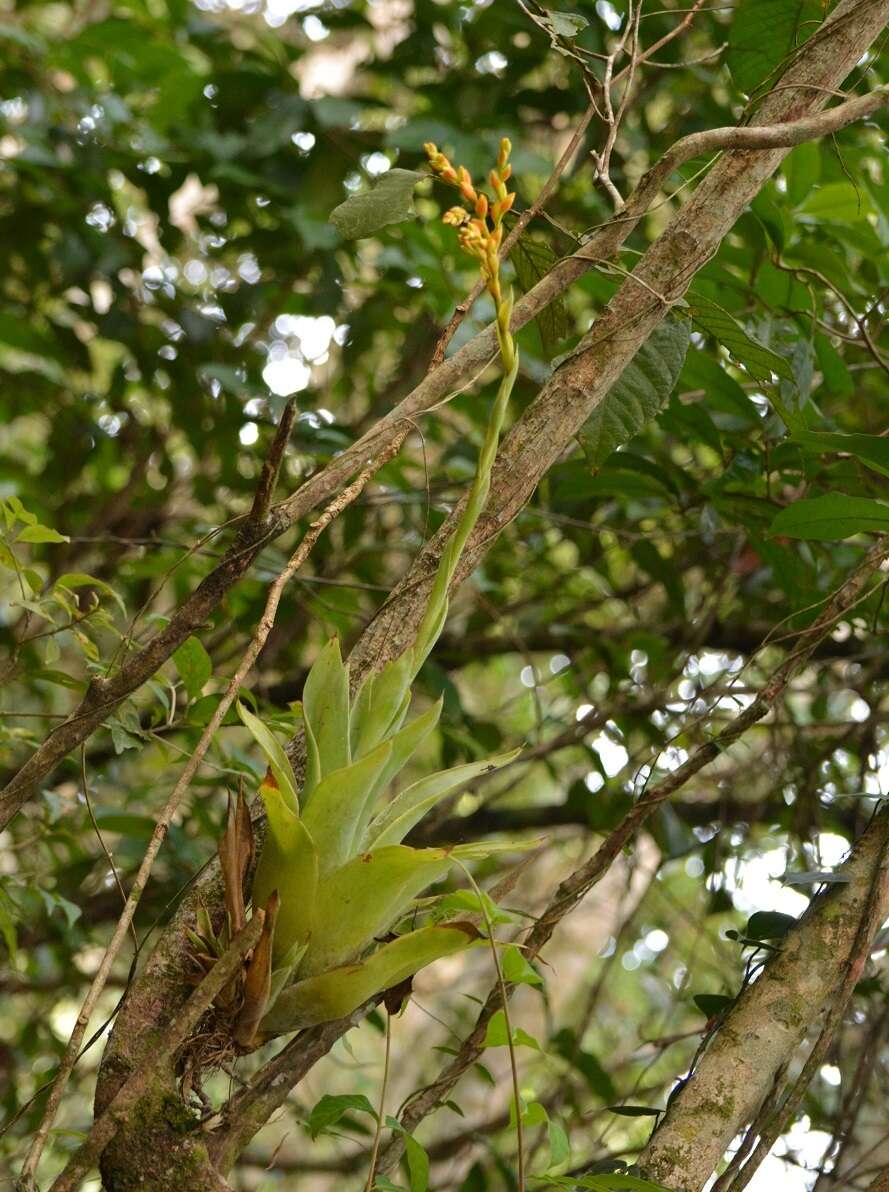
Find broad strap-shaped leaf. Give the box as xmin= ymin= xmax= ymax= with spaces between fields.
xmin=262 ymin=922 xmax=480 ymax=1032
xmin=365 ymin=748 xmax=521 ymax=850
xmin=299 ymin=845 xmax=455 ymax=977
xmin=302 ymin=637 xmax=350 ymax=801
xmin=329 ymin=168 xmax=424 ymax=240
xmin=578 ymin=317 xmax=690 ymax=470
xmin=769 ymin=493 xmax=889 ymax=541
xmin=300 ymin=739 xmax=394 ymax=876
xmin=726 ymin=0 xmax=822 ymax=96
xmin=351 ymin=700 xmax=443 ymax=846
xmin=350 ymin=651 xmax=413 ymax=758
xmin=253 ymin=775 xmax=318 ymax=961
xmin=238 ymin=701 xmax=300 ymax=812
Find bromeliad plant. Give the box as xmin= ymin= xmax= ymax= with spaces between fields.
xmin=201 ymin=140 xmax=521 ymax=1051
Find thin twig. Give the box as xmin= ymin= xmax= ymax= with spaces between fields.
xmin=376 ymin=538 xmax=889 ymax=1170
xmin=364 ymin=1013 xmax=393 ymax=1192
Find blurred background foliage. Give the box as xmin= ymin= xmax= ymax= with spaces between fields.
xmin=1 ymin=0 xmax=889 ymax=1188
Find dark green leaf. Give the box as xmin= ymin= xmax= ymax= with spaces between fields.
xmin=745 ymin=910 xmax=797 ymax=940
xmin=727 ymin=0 xmax=822 ymax=95
xmin=769 ymin=494 xmax=889 ymax=541
xmin=173 ymin=635 xmax=213 ymax=701
xmin=579 ymin=317 xmax=691 ymax=468
xmin=693 ymin=993 xmax=734 ymax=1018
xmin=790 ymin=430 xmax=889 ymax=480
xmin=306 ymin=1093 xmax=376 ymax=1139
xmin=689 ymin=297 xmax=794 ymax=385
xmin=511 ymin=234 xmax=570 ymax=358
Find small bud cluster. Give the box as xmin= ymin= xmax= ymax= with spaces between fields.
xmin=424 ymin=137 xmax=515 ymax=306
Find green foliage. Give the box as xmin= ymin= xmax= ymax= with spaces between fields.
xmin=3 ymin=0 xmax=889 ymax=1182
xmin=578 ymin=318 xmax=690 ymax=469
xmin=329 ymin=169 xmax=426 ymax=239
xmin=726 ymin=0 xmax=822 ymax=95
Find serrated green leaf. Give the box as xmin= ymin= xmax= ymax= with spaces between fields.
xmin=579 ymin=318 xmax=690 ymax=469
xmin=511 ymin=234 xmax=569 ymax=358
xmin=689 ymin=297 xmax=794 ymax=385
xmin=727 ymin=0 xmax=822 ymax=95
xmin=329 ymin=169 xmax=424 ymax=239
xmin=769 ymin=493 xmax=889 ymax=541
xmin=172 ymin=635 xmax=212 ymax=701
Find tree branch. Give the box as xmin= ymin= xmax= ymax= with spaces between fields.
xmin=2 ymin=62 xmax=885 ymax=827
xmin=375 ymin=536 xmax=889 ymax=1174
xmin=43 ymin=916 xmax=262 ymax=1192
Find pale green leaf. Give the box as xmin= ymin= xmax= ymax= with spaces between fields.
xmin=365 ymin=748 xmax=521 ymax=849
xmin=238 ymin=701 xmax=300 ymax=811
xmin=302 ymin=637 xmax=350 ymax=800
xmin=299 ymin=845 xmax=454 ymax=976
xmin=262 ymin=923 xmax=479 ymax=1031
xmin=253 ymin=779 xmax=318 ymax=961
xmin=351 ymin=651 xmax=413 ymax=758
xmin=16 ymin=523 xmax=69 ymax=544
xmin=329 ymin=169 xmax=424 ymax=239
xmin=301 ymin=739 xmax=394 ymax=875
xmin=483 ymin=1008 xmax=541 ymax=1050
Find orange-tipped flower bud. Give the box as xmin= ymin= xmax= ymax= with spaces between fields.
xmin=443 ymin=205 xmax=468 ymax=226
xmin=500 ymin=163 xmax=512 ymax=182
xmin=474 ymin=193 xmax=488 ymax=218
xmin=500 ymin=191 xmax=515 ymax=215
